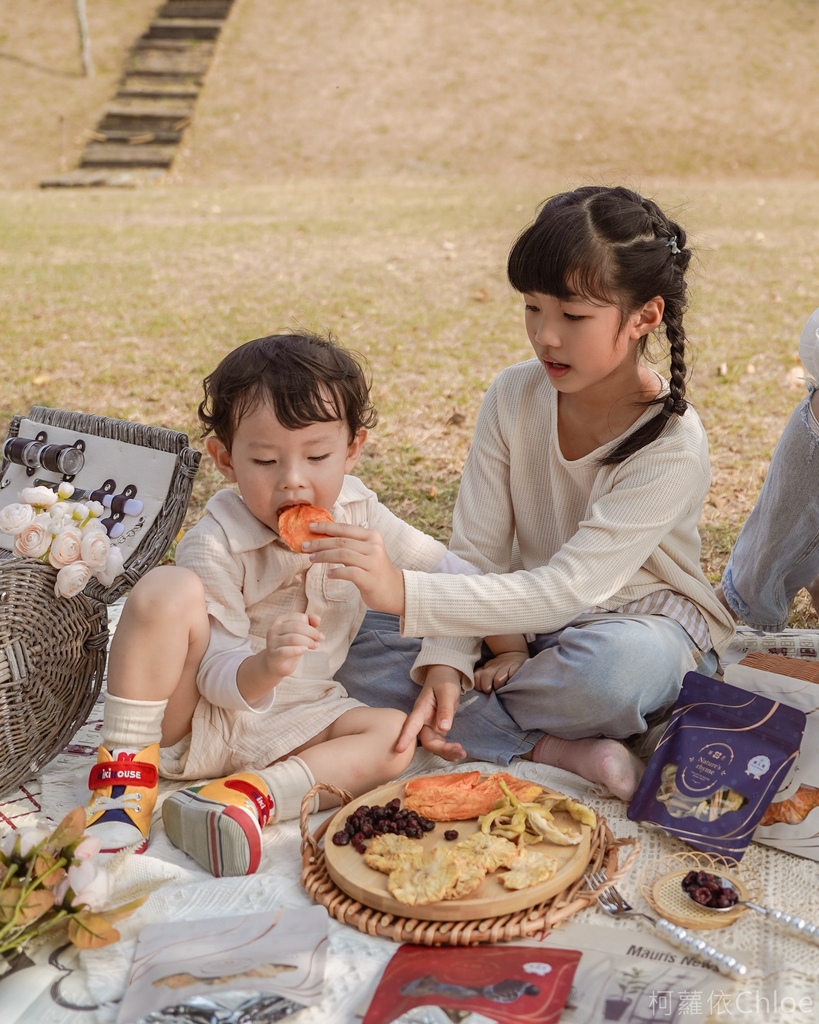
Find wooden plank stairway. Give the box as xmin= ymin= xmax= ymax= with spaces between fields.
xmin=41 ymin=0 xmax=236 ymax=187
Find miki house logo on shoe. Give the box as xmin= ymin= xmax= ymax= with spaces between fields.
xmin=90 ymin=756 xmax=158 ymax=790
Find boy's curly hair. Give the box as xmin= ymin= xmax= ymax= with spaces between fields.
xmin=198 ymin=331 xmax=378 ymax=449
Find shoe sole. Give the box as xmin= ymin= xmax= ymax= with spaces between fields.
xmin=161 ymin=791 xmax=262 ymax=877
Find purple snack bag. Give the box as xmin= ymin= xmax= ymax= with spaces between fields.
xmin=627 ymin=671 xmax=806 ymax=860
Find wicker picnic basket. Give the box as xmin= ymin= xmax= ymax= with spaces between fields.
xmin=0 ymin=406 xmax=200 ymax=797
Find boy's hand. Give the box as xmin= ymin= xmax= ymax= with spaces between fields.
xmin=473 ymin=651 xmax=529 ymax=693
xmin=397 ymin=671 xmax=466 ymax=762
xmin=264 ymin=612 xmax=324 ymax=682
xmin=305 ymin=522 xmax=405 ymax=616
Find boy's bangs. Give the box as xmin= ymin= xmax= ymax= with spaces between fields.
xmin=266 ymin=382 xmax=345 ymax=433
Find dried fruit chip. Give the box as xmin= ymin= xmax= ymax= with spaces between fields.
xmin=443 ymin=854 xmax=487 ymax=899
xmin=453 ymin=832 xmax=519 ymax=871
xmin=403 ymin=771 xmax=544 ymax=821
xmin=278 ymin=504 xmax=334 ymax=552
xmin=363 ymin=834 xmax=425 ymax=874
xmin=387 ymin=848 xmax=461 ymax=906
xmin=500 ymin=849 xmax=559 ymax=890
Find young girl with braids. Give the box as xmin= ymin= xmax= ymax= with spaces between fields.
xmin=309 ymin=185 xmax=736 ymax=800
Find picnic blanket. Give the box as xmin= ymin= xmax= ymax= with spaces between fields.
xmin=2 ymin=613 xmax=818 ymax=1024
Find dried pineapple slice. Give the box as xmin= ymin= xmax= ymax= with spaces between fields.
xmin=443 ymin=854 xmax=487 ymax=899
xmin=453 ymin=832 xmax=518 ymax=871
xmin=387 ymin=848 xmax=461 ymax=906
xmin=500 ymin=849 xmax=559 ymax=890
xmin=363 ymin=834 xmax=425 ymax=874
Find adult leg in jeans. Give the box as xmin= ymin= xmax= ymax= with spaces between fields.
xmin=336 ymin=610 xmax=541 ymax=764
xmin=720 ymin=388 xmax=819 ymax=631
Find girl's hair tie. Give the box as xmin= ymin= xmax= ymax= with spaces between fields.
xmin=666 ymin=235 xmax=681 ymax=255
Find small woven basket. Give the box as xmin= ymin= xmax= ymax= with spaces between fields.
xmin=0 ymin=407 xmax=200 ymax=796
xmin=300 ymin=782 xmax=641 ymax=946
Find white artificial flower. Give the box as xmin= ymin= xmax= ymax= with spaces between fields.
xmin=80 ymin=528 xmax=110 ymax=569
xmin=62 ymin=859 xmax=112 ymax=912
xmin=13 ymin=520 xmax=51 ymax=559
xmin=70 ymin=503 xmax=90 ymax=522
xmin=54 ymin=560 xmax=92 ymax=598
xmin=72 ymin=835 xmax=102 ymax=861
xmin=48 ymin=502 xmax=74 ymax=528
xmin=19 ymin=485 xmax=59 ymax=509
xmin=0 ymin=825 xmax=51 ymax=858
xmin=95 ymin=544 xmax=125 ymax=586
xmin=86 ymin=500 xmax=105 ymax=518
xmin=0 ymin=501 xmax=35 ymax=535
xmin=57 ymin=482 xmax=75 ymax=499
xmin=48 ymin=526 xmax=83 ymax=568
xmin=81 ymin=517 xmax=107 ymax=534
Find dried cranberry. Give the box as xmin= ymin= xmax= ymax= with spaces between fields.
xmin=443 ymin=830 xmax=459 ymax=841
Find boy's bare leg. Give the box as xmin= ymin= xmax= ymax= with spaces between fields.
xmin=291 ymin=706 xmax=416 ymax=808
xmin=105 ymin=564 xmax=209 ymax=745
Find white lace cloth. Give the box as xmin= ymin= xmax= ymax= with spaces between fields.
xmin=1 ymin=610 xmax=818 ymax=1024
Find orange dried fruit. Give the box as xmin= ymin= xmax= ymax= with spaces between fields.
xmin=277 ymin=504 xmax=334 ymax=552
xmin=403 ymin=771 xmax=544 ymax=822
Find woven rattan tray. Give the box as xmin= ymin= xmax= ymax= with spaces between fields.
xmin=300 ymin=782 xmax=640 ymax=946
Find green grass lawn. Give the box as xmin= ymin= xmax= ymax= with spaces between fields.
xmin=3 ymin=0 xmax=819 ymax=623
xmin=3 ymin=175 xmax=819 ymax=629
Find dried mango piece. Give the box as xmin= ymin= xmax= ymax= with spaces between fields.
xmin=277 ymin=504 xmax=334 ymax=552
xmin=403 ymin=771 xmax=543 ymax=821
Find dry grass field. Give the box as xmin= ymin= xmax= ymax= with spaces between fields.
xmin=1 ymin=0 xmax=819 ymax=622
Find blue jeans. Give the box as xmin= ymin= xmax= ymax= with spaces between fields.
xmin=721 ymin=388 xmax=819 ymax=631
xmin=336 ymin=610 xmax=717 ymax=765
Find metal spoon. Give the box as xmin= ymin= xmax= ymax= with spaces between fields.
xmin=681 ymin=873 xmax=819 ymax=943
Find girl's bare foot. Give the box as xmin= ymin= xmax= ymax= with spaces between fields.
xmin=530 ymin=734 xmax=645 ymax=801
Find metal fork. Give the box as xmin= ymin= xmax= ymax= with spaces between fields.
xmin=584 ymin=870 xmax=747 ymax=979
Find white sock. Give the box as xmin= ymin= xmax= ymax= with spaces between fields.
xmin=102 ymin=693 xmax=167 ymax=754
xmin=258 ymin=756 xmax=318 ymax=822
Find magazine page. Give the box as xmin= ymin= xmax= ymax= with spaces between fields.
xmin=116 ymin=905 xmax=328 ymax=1024
xmin=530 ymin=921 xmax=733 ymax=1022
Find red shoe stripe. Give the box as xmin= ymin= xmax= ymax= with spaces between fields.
xmin=223 ymin=779 xmax=275 ymax=827
xmin=221 ymin=806 xmax=262 ymax=873
xmin=89 ymin=760 xmax=158 ymax=790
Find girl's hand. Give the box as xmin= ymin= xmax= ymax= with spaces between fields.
xmin=397 ymin=671 xmax=466 ymax=762
xmin=305 ymin=522 xmax=406 ymax=616
xmin=264 ymin=612 xmax=324 ymax=682
xmin=473 ymin=651 xmax=529 ymax=693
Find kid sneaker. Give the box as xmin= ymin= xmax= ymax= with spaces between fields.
xmin=85 ymin=743 xmax=161 ymax=855
xmin=161 ymin=772 xmax=275 ymax=877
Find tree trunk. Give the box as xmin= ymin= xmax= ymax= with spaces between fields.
xmin=74 ymin=0 xmax=94 ymax=77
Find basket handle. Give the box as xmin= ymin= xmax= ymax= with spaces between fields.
xmin=299 ymin=781 xmax=353 ymax=858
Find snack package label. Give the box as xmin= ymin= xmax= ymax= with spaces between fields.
xmin=627 ymin=672 xmax=807 ymax=859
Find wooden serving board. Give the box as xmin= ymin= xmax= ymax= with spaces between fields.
xmin=323 ymin=778 xmax=593 ymax=923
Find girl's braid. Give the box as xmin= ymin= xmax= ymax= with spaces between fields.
xmin=639 ymin=196 xmax=689 ymax=418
